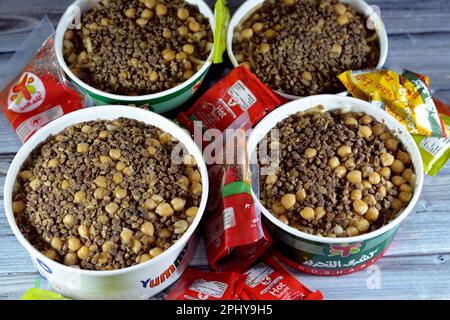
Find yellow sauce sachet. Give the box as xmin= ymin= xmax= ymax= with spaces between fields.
xmin=339 ymin=69 xmax=448 ymax=138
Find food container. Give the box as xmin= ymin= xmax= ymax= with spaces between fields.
xmin=226 ymin=0 xmax=388 ymax=100
xmin=55 ymin=0 xmax=215 ymax=113
xmin=247 ymin=95 xmax=424 ymax=276
xmin=4 ymin=105 xmax=209 ymax=299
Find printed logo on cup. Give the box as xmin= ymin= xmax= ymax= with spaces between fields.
xmin=8 ymin=72 xmax=46 ymax=113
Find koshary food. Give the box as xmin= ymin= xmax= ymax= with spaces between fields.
xmin=63 ymin=0 xmax=213 ymax=95
xmin=232 ymin=0 xmax=380 ymax=96
xmin=12 ymin=118 xmax=202 ymax=270
xmin=258 ymin=108 xmax=416 ymax=237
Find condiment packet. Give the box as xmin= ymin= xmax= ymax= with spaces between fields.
xmin=339 ymin=69 xmax=447 ymax=138
xmin=238 ymin=256 xmax=323 ymax=300
xmin=21 ymin=288 xmax=68 ymax=300
xmin=412 ymin=98 xmax=450 ymax=176
xmin=203 ymin=112 xmax=272 ymax=272
xmin=177 ymin=66 xmax=281 ymax=137
xmin=165 ymin=268 xmax=243 ymax=300
xmin=0 ymin=17 xmax=89 ymax=143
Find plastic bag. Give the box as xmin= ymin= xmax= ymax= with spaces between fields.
xmin=0 ymin=17 xmax=89 ymax=142
xmin=339 ymin=69 xmax=447 ymax=138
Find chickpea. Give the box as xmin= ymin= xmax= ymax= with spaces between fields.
xmin=330 ymin=44 xmax=342 ymax=55
xmin=63 ymin=214 xmax=75 ymax=226
xmin=337 ymin=145 xmax=352 ymax=158
xmin=252 ymin=22 xmax=264 ymax=33
xmin=163 ymin=49 xmax=176 ymax=62
xmin=150 ymin=247 xmax=163 ymax=257
xmin=358 ymin=126 xmax=372 ymax=138
xmin=380 ymin=132 xmax=392 ymax=141
xmin=265 ymin=174 xmax=278 ymax=185
xmin=102 ymin=241 xmax=113 ymax=253
xmin=99 ymin=155 xmax=111 ymax=165
xmin=396 ymin=150 xmax=410 ymax=164
xmin=29 ymin=178 xmax=41 ymax=191
xmin=98 ymin=214 xmax=109 ymax=224
xmin=344 ymin=117 xmax=358 ymax=126
xmin=73 ymin=190 xmax=86 ymax=204
xmin=278 ymin=215 xmax=289 ymax=225
xmin=259 ymin=43 xmax=270 ymax=54
xmin=19 ymin=170 xmax=33 ymax=181
xmin=353 ymin=200 xmax=368 ymax=215
xmin=68 ymin=237 xmax=82 ymax=252
xmin=369 ymin=172 xmax=381 ymax=185
xmin=183 ymin=44 xmax=195 ymax=55
xmin=399 ymin=192 xmax=412 ymax=203
xmin=183 ymin=154 xmax=196 ymax=167
xmin=334 ymin=166 xmax=347 ymax=178
xmin=109 ymin=148 xmax=121 ymax=160
xmin=380 ymin=166 xmax=391 ymax=178
xmin=372 ymin=123 xmax=386 ymax=136
xmin=61 ymin=180 xmax=70 ymax=190
xmin=391 ymin=159 xmax=405 ymax=174
xmin=272 ymin=202 xmax=286 ymax=215
xmin=174 ymin=220 xmax=189 ymax=234
xmin=264 ymin=29 xmax=276 ymax=39
xmin=140 ymin=254 xmax=152 ymax=263
xmin=115 ymin=188 xmax=127 ymax=200
xmin=144 ymin=0 xmax=156 ymax=9
xmin=12 ymin=200 xmax=25 ymax=214
xmin=140 ymin=222 xmax=155 ymax=237
xmin=77 ymin=143 xmax=89 ymax=153
xmin=132 ymin=239 xmax=142 ymax=254
xmin=105 ymin=202 xmax=119 ymax=215
xmin=351 ymin=189 xmax=362 ymax=201
xmin=141 ymin=8 xmax=154 ymax=19
xmin=365 ymin=208 xmax=379 ymax=221
xmin=43 ymin=248 xmax=57 ymax=260
xmin=363 ymin=194 xmax=377 ymax=206
xmin=64 ymin=252 xmax=78 ymax=266
xmin=386 ymin=139 xmax=399 ymax=151
xmin=97 ymin=253 xmax=108 ymax=264
xmin=124 ymin=7 xmax=136 ymax=18
xmin=315 ymin=207 xmax=326 ymax=220
xmin=51 ymin=237 xmax=63 ymax=251
xmin=284 ymin=0 xmax=295 ymax=5
xmin=392 ymin=175 xmax=405 ymax=187
xmin=156 ymin=202 xmax=174 ymax=217
xmin=177 ymin=7 xmax=189 ymax=20
xmin=362 ymin=180 xmax=372 ymax=189
xmin=402 ymin=168 xmax=414 ymax=181
xmin=359 ymin=115 xmax=373 ymax=125
xmin=337 ymin=14 xmax=349 ymax=25
xmin=300 ymin=207 xmax=315 ymax=221
xmin=123 ymin=166 xmax=134 ymax=176
xmin=120 ymin=228 xmax=133 ymax=244
xmin=377 ymin=186 xmax=387 ymax=198
xmin=380 ymin=153 xmax=395 ymax=167
xmin=98 ymin=130 xmax=110 ymax=140
xmin=346 ymin=226 xmax=359 ymax=237
xmin=347 ymin=170 xmax=362 ymax=184
xmin=95 ymin=176 xmax=108 ymax=188
xmin=188 ymin=21 xmax=200 ymax=32
xmin=296 ymin=189 xmax=307 ymax=202
xmin=333 ymin=225 xmax=345 ymax=236
xmin=148 ymin=70 xmax=159 ymax=82
xmin=280 ymin=194 xmax=296 ymax=210
xmin=334 ymin=3 xmax=347 ymax=15
xmin=155 ymin=3 xmax=167 ymax=16
xmin=391 ymin=199 xmax=403 ymax=211
xmin=190 ymin=182 xmax=202 ymax=196
xmin=186 ymin=206 xmax=198 ymax=217
xmin=112 ymin=172 xmax=123 ymax=185
xmin=304 ymin=148 xmax=317 ymax=159
xmin=94 ymin=187 xmax=106 ymax=200
xmin=241 ymin=28 xmax=253 ymax=39
xmin=77 ymin=246 xmax=90 ymax=260
xmin=188 ymin=170 xmax=202 ymax=183
xmin=328 ymin=157 xmax=340 ymax=170
xmin=78 ymin=225 xmax=90 ymax=239
xmin=355 ymin=219 xmax=370 ymax=232
xmin=48 ymin=158 xmax=60 ymax=169
xmin=178 ymin=26 xmax=188 ymax=36
xmin=183 ymin=70 xmax=194 ymax=80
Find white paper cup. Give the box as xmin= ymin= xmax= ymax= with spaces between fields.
xmin=247 ymin=95 xmax=424 ymax=275
xmin=4 ymin=106 xmax=209 ymax=299
xmin=227 ymin=0 xmax=389 ymax=100
xmin=55 ymin=0 xmax=214 ymax=113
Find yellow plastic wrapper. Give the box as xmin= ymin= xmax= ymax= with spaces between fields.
xmin=21 ymin=288 xmax=68 ymax=300
xmin=339 ymin=69 xmax=448 ymax=138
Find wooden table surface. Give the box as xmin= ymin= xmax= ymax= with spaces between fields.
xmin=1 ymin=0 xmax=449 ymax=300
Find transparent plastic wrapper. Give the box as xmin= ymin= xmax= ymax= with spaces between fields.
xmin=339 ymin=69 xmax=447 ymax=138
xmin=412 ymin=98 xmax=450 ymax=176
xmin=204 ymin=112 xmax=272 ymax=272
xmin=165 ymin=268 xmax=243 ymax=300
xmin=0 ymin=17 xmax=90 ymax=142
xmin=238 ymin=256 xmax=323 ymax=300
